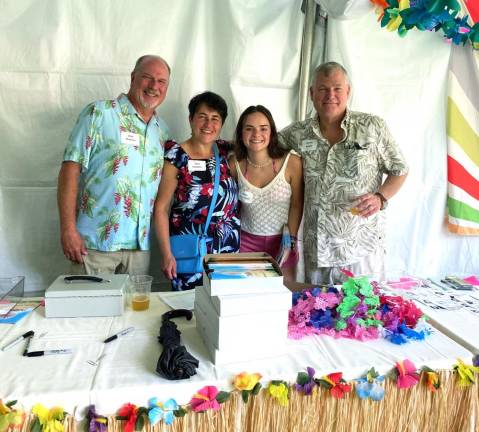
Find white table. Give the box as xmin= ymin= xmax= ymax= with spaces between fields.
xmin=380 ymin=281 xmax=479 ymax=355
xmin=0 ymin=292 xmax=473 ymax=416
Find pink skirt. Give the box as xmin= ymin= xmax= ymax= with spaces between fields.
xmin=239 ymin=230 xmax=298 ymax=268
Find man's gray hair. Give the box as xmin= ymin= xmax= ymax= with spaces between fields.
xmin=311 ymin=61 xmax=350 ymax=86
xmin=133 ymin=55 xmax=171 ymax=75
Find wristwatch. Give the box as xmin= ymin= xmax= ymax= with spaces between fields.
xmin=374 ymin=192 xmax=388 ymax=210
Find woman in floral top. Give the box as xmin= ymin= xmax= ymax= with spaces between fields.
xmin=154 ymin=91 xmax=240 ymax=290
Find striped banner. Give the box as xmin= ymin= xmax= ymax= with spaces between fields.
xmin=460 ymin=0 xmax=479 ymax=23
xmin=446 ymin=0 xmax=479 ymax=235
xmin=446 ymin=42 xmax=479 ymax=235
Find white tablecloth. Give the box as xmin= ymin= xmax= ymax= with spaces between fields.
xmin=381 ymin=283 xmax=479 ymax=355
xmin=0 ymin=292 xmax=473 ymax=417
xmin=424 ymin=309 xmax=479 ymax=354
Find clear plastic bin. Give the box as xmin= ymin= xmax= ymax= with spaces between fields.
xmin=0 ymin=276 xmax=25 ymax=303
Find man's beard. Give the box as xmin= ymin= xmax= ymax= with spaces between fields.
xmin=138 ymin=92 xmax=160 ymax=110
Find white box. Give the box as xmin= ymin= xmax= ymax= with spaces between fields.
xmin=203 ymin=253 xmax=285 ymax=296
xmin=194 ymin=292 xmax=288 ymax=349
xmin=195 ymin=284 xmax=292 ymax=316
xmin=45 ymin=274 xmax=126 ymax=318
xmin=197 ymin=319 xmax=287 ymax=365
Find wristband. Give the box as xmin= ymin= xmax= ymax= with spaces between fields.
xmin=290 ymin=236 xmax=298 ymax=250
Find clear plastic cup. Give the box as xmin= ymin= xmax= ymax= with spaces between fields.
xmin=343 ymin=190 xmax=369 ymax=216
xmin=130 ymin=275 xmax=152 ymax=311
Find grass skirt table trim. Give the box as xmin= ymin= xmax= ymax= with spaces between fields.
xmin=9 ymin=371 xmax=478 ymax=432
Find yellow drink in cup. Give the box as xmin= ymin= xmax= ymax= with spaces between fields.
xmin=129 ymin=275 xmax=152 ymax=311
xmin=132 ymin=294 xmax=150 ymax=311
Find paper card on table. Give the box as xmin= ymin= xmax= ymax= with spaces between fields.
xmin=158 ymin=290 xmax=195 ymax=311
xmin=384 ymin=277 xmax=422 ymax=290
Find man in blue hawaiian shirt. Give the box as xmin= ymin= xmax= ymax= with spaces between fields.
xmin=58 ymin=55 xmax=171 ymax=274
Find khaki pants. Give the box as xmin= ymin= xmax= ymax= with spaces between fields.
xmin=70 ymin=249 xmax=150 ymax=275
xmin=305 ymin=249 xmax=385 ymax=285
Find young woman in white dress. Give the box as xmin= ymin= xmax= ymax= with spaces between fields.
xmin=229 ymin=105 xmax=304 ymax=282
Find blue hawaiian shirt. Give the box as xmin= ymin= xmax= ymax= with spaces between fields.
xmin=63 ymin=93 xmax=170 ymax=251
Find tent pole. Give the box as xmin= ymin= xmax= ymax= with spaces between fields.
xmin=298 ymin=0 xmax=317 ymax=121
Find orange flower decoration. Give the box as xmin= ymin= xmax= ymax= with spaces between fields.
xmin=425 ymin=371 xmax=440 ymax=392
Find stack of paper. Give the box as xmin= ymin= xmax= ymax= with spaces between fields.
xmin=196 ymin=253 xmax=291 ymax=365
xmin=203 ymin=254 xmax=285 ymax=296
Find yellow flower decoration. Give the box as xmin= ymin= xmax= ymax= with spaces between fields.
xmin=267 ymin=382 xmax=289 ymax=406
xmin=32 ymin=404 xmax=65 ymax=432
xmin=32 ymin=404 xmax=48 ymax=422
xmin=385 ymin=0 xmax=410 ymax=32
xmin=233 ymin=372 xmax=262 ymax=391
xmin=454 ymin=359 xmax=479 ymax=387
xmin=0 ymin=401 xmax=11 ymax=416
xmin=0 ymin=401 xmax=25 ymax=432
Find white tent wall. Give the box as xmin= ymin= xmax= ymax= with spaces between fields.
xmin=0 ymin=0 xmax=304 ymax=292
xmin=322 ymin=9 xmax=479 ymax=277
xmin=0 ymin=1 xmax=477 ymax=292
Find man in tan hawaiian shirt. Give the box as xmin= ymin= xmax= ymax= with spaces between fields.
xmin=279 ymin=62 xmax=408 ymax=284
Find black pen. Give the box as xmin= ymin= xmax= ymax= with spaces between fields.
xmin=104 ymin=326 xmax=135 ymax=343
xmin=1 ymin=330 xmax=34 ymax=351
xmin=26 ymin=349 xmax=73 ymax=357
xmin=23 ymin=334 xmax=34 ymax=356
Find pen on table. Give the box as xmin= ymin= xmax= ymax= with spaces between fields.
xmin=1 ymin=330 xmax=34 ymax=352
xmin=427 ymin=278 xmax=448 ymax=290
xmin=26 ymin=349 xmax=73 ymax=357
xmin=23 ymin=333 xmax=34 ymax=356
xmin=103 ymin=326 xmax=135 ymax=343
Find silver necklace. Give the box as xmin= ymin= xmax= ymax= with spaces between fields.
xmin=246 ymin=157 xmax=272 ymax=168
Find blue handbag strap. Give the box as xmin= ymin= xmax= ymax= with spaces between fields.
xmin=202 ymin=143 xmax=220 ymax=235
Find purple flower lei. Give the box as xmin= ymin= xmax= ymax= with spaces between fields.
xmin=87 ymin=405 xmax=107 ymax=432
xmin=288 ymin=278 xmax=429 ymax=344
xmin=288 ymin=287 xmax=341 ymax=339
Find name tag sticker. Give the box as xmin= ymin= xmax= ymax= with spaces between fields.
xmin=301 ymin=139 xmax=317 ymax=152
xmin=188 ymin=160 xmax=207 ymax=172
xmin=120 ymin=131 xmax=140 ymax=147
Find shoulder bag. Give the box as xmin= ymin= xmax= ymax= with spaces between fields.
xmin=169 ymin=144 xmax=220 ymax=274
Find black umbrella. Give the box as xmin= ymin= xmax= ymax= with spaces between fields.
xmin=156 ymin=309 xmax=199 ymax=380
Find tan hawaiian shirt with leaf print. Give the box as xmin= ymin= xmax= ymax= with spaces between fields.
xmin=279 ymin=110 xmax=408 ymax=267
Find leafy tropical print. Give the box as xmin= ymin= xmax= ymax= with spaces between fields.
xmin=79 ymin=187 xmax=96 ymax=218
xmin=115 ymin=177 xmax=140 ymax=220
xmin=280 ymin=110 xmax=408 ymax=266
xmin=64 ymin=93 xmax=169 ymax=251
xmin=97 ymin=210 xmax=120 ymax=242
xmin=104 ymin=145 xmax=129 ymax=176
xmin=165 ymin=140 xmax=240 ymax=290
